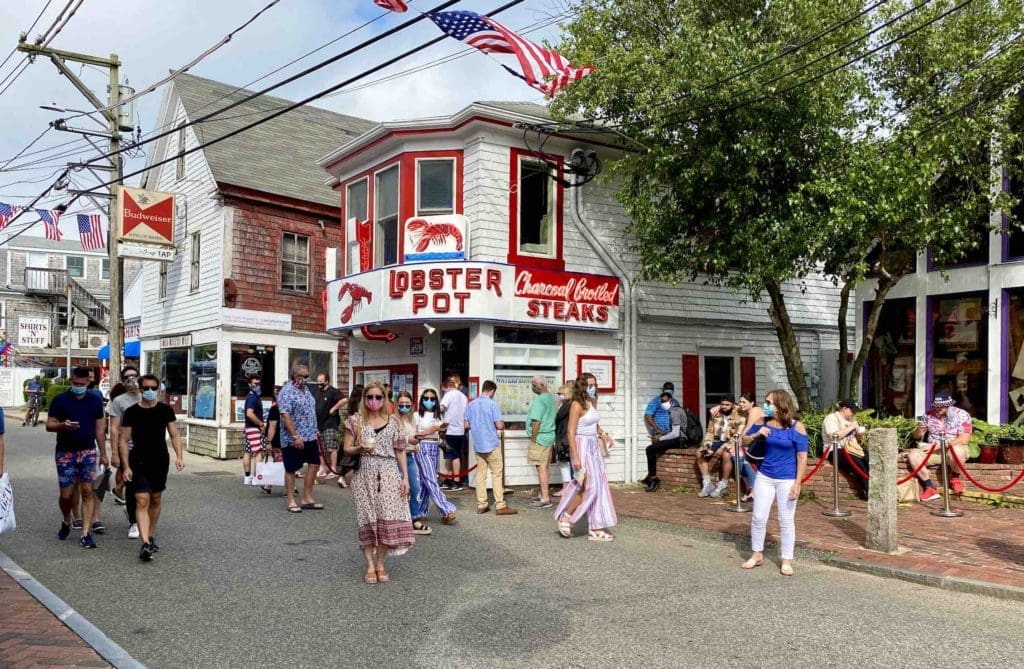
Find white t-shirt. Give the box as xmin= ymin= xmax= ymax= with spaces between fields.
xmin=440 ymin=388 xmax=467 ymax=436
xmin=416 ymin=411 xmax=442 ymax=440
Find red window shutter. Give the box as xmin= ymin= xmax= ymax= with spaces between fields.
xmin=681 ymin=354 xmax=700 ymax=411
xmin=740 ymin=356 xmax=756 ymax=398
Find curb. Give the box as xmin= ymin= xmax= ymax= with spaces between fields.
xmin=0 ymin=550 xmax=146 ymax=669
xmin=822 ymin=555 xmax=1024 ymax=602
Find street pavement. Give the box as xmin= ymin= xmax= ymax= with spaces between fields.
xmin=3 ymin=421 xmax=1024 ymax=669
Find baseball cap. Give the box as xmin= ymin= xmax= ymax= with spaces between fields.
xmin=932 ymin=392 xmax=955 ymax=408
xmin=837 ymin=399 xmax=861 ymax=411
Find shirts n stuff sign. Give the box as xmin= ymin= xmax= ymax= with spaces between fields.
xmin=17 ymin=318 xmax=50 ymax=347
xmin=326 ymin=261 xmax=620 ymax=332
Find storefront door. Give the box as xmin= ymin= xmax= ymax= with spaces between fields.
xmin=441 ymin=328 xmax=469 ymax=386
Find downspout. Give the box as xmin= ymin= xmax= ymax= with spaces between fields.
xmin=569 ymin=175 xmax=639 ymax=483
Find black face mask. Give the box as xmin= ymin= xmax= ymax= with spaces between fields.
xmin=319 ymin=383 xmax=328 ymax=389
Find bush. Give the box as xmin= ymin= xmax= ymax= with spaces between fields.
xmin=800 ymin=409 xmax=982 ymax=459
xmin=43 ymin=381 xmax=69 ymax=409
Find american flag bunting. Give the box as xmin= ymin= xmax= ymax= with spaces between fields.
xmin=36 ymin=208 xmax=63 ymax=241
xmin=0 ymin=202 xmax=21 ymax=230
xmin=77 ymin=214 xmax=105 ymax=250
xmin=373 ymin=0 xmax=408 ymax=11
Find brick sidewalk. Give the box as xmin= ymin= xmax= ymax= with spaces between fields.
xmin=0 ymin=569 xmax=110 ymax=668
xmin=612 ymin=487 xmax=1024 ymax=589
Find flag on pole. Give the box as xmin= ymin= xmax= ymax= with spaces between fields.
xmin=0 ymin=203 xmax=21 ymax=230
xmin=77 ymin=214 xmax=105 ymax=250
xmin=36 ymin=208 xmax=63 ymax=241
xmin=373 ymin=0 xmax=408 ymax=11
xmin=426 ymin=11 xmax=594 ymax=97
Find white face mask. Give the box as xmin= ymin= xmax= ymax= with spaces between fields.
xmin=660 ymin=401 xmax=671 ymax=410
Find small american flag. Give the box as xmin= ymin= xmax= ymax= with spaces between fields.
xmin=427 ymin=11 xmax=593 ymax=97
xmin=77 ymin=214 xmax=105 ymax=250
xmin=35 ymin=208 xmax=63 ymax=241
xmin=0 ymin=202 xmax=21 ymax=230
xmin=373 ymin=0 xmax=407 ymax=11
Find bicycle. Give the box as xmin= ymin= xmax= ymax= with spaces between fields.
xmin=24 ymin=391 xmax=42 ymax=427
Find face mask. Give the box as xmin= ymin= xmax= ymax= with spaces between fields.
xmin=70 ymin=385 xmax=87 ymax=396
xmin=586 ymin=387 xmax=597 ymax=398
xmin=319 ymin=383 xmax=328 ymax=389
xmin=251 ymin=385 xmax=261 ymax=395
xmin=763 ymin=403 xmax=776 ymax=418
xmin=294 ymin=378 xmax=306 ymax=388
xmin=366 ymin=398 xmax=384 ymax=411
xmin=532 ymin=386 xmax=541 ymax=395
xmin=556 ymin=394 xmax=564 ymax=401
xmin=423 ymin=399 xmax=436 ymax=409
xmin=660 ymin=402 xmax=671 ymax=410
xmin=398 ymin=406 xmax=412 ymax=414
xmin=142 ymin=389 xmax=159 ymax=402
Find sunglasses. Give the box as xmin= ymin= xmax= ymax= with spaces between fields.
xmin=142 ymin=385 xmax=159 ymax=391
xmin=422 ymin=396 xmax=437 ymax=401
xmin=365 ymin=394 xmax=385 ymax=400
xmin=397 ymin=403 xmax=413 ymax=408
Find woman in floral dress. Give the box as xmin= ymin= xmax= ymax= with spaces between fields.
xmin=342 ymin=382 xmax=414 ymax=583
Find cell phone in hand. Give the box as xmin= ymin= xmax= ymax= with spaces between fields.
xmin=67 ymin=421 xmax=81 ymax=429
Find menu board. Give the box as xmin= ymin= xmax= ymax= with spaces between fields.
xmin=494 ymin=372 xmax=559 ymax=422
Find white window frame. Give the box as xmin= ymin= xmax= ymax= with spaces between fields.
xmin=280 ymin=231 xmax=310 ymax=293
xmin=65 ymin=255 xmax=86 ymax=280
xmin=415 ymin=157 xmax=456 ymax=216
xmin=516 ymin=157 xmax=557 ymax=258
xmin=158 ymin=262 xmax=168 ymax=300
xmin=175 ymin=124 xmax=186 ymax=181
xmin=373 ymin=162 xmax=400 ymax=268
xmin=189 ymin=232 xmax=201 ymax=293
xmin=345 ymin=177 xmax=369 ymax=275
xmin=100 ymin=257 xmax=110 ymax=281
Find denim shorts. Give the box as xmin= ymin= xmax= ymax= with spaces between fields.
xmin=56 ymin=449 xmax=98 ymax=489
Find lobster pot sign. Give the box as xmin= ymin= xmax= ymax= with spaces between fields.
xmin=402 ymin=215 xmax=468 ymax=262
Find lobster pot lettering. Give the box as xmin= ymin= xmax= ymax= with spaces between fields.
xmin=402 ymin=214 xmax=468 ymax=263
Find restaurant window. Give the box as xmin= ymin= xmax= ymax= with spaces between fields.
xmin=66 ymin=255 xmax=85 ymax=279
xmin=189 ymin=232 xmax=201 ymax=293
xmin=288 ymin=348 xmax=332 ymax=382
xmin=190 ymin=344 xmax=218 ymax=420
xmin=493 ymin=327 xmax=561 ymax=430
xmin=231 ymin=344 xmax=275 ymax=422
xmin=517 ymin=158 xmax=556 ymax=258
xmin=281 ymin=232 xmax=309 ymax=293
xmin=374 ymin=165 xmax=399 ymax=267
xmin=864 ymin=298 xmax=916 ymax=418
xmin=345 ymin=179 xmax=368 ymax=274
xmin=416 ymin=159 xmax=455 ymax=216
xmin=930 ymin=293 xmax=988 ymax=418
xmin=100 ymin=257 xmax=110 ymax=280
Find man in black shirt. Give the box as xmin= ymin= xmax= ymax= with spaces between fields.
xmin=119 ymin=374 xmax=185 ymax=562
xmin=313 ymin=373 xmax=345 ymax=483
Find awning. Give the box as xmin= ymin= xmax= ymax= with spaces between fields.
xmin=97 ymin=339 xmax=141 ymax=360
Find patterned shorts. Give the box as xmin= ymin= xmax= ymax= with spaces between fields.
xmin=55 ymin=449 xmax=98 ymax=489
xmin=244 ymin=427 xmax=264 ymax=454
xmin=320 ymin=428 xmax=339 ymax=453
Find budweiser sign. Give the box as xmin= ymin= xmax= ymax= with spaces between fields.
xmin=115 ymin=186 xmax=176 ymax=247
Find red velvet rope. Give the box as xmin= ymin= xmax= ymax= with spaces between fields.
xmin=897 ymin=443 xmax=938 ymax=485
xmin=436 ymin=465 xmax=479 ymax=480
xmin=947 ymin=446 xmax=1024 ymax=493
xmin=841 ymin=447 xmax=871 ymax=480
xmin=800 ymin=447 xmax=831 ymax=484
xmin=739 ymin=445 xmax=759 ymax=473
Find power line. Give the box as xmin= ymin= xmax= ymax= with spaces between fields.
xmin=0 ymin=0 xmax=56 ymax=73
xmin=39 ymin=0 xmax=85 ymax=46
xmin=0 ymin=128 xmax=52 ymax=172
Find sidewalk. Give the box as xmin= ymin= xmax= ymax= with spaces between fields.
xmin=0 ymin=568 xmax=110 ymax=668
xmin=612 ymin=487 xmax=1024 ymax=593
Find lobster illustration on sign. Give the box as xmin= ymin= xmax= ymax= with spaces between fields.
xmin=336 ymin=282 xmax=373 ymax=325
xmin=407 ymin=217 xmax=464 ymax=253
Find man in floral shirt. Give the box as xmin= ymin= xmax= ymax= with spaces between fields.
xmin=908 ymin=392 xmax=972 ymax=501
xmin=277 ymin=364 xmax=323 ymax=513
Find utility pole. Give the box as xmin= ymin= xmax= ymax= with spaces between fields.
xmin=17 ymin=41 xmax=127 ymax=386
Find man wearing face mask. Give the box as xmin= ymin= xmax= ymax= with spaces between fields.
xmin=313 ymin=373 xmax=345 ymax=481
xmin=108 ymin=369 xmax=142 ymax=538
xmin=46 ymin=367 xmax=107 ymax=548
xmin=243 ymin=375 xmax=266 ymax=486
xmin=277 ymin=364 xmax=323 ymax=513
xmin=642 ymin=391 xmax=688 ymax=492
xmin=644 ymin=382 xmax=680 ymax=438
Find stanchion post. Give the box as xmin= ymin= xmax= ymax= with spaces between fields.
xmin=724 ymin=435 xmax=750 ymax=513
xmin=931 ymin=435 xmax=963 ymax=518
xmin=823 ymin=436 xmax=851 ymax=518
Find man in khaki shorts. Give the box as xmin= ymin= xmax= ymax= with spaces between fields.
xmin=908 ymin=392 xmax=971 ymax=502
xmin=526 ymin=375 xmax=557 ymax=509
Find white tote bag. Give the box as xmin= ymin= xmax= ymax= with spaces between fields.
xmin=251 ymin=460 xmax=285 ymax=488
xmin=0 ymin=473 xmax=15 ymax=536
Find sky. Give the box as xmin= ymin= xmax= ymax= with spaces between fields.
xmin=0 ymin=0 xmax=573 ymax=239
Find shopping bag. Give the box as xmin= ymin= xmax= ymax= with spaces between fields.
xmin=252 ymin=460 xmax=285 ymax=488
xmin=896 ymin=478 xmax=919 ymax=503
xmin=0 ymin=473 xmax=15 ymax=536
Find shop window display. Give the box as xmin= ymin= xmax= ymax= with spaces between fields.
xmin=930 ymin=293 xmax=987 ymax=417
xmin=190 ymin=344 xmax=218 ymax=420
xmin=865 ymin=298 xmax=916 ymax=418
xmin=1007 ymin=290 xmax=1024 ymax=421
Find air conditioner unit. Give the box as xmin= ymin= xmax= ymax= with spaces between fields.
xmin=89 ymin=335 xmax=103 ymax=348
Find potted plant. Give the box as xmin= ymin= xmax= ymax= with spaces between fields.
xmin=998 ymin=425 xmax=1024 ymax=465
xmin=978 ymin=430 xmax=1000 ymax=465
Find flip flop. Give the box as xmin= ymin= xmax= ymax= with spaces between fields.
xmin=741 ymin=557 xmax=764 ymax=569
xmin=287 ymin=505 xmax=302 ymax=513
xmin=557 ymin=515 xmax=572 ymax=538
xmin=587 ymin=530 xmax=614 ymax=542
xmin=300 ymin=503 xmax=324 ymax=510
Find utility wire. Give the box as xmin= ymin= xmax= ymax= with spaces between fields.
xmin=0 ymin=0 xmax=56 ymax=73
xmin=0 ymin=128 xmax=52 ymax=172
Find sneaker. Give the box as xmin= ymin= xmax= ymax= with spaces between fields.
xmin=646 ymin=478 xmax=661 ymax=493
xmin=440 ymin=481 xmax=453 ymax=491
xmin=71 ymin=519 xmax=83 ymax=530
xmin=529 ymin=499 xmax=553 ymax=509
xmin=698 ymin=482 xmax=715 ymax=498
xmin=139 ymin=543 xmax=154 ymax=562
xmin=495 ymin=506 xmax=518 ymax=516
xmin=949 ymin=476 xmax=965 ymax=494
xmin=150 ymin=537 xmax=160 ymax=553
xmin=920 ymin=486 xmax=940 ymax=502
xmin=449 ymin=482 xmax=464 ymax=492
xmin=128 ymin=523 xmax=140 ymax=539
xmin=111 ymin=488 xmax=126 ymax=505
xmin=79 ymin=534 xmax=97 ymax=549
xmin=90 ymin=521 xmax=106 ymax=535
xmin=57 ymin=522 xmax=71 ymax=541
xmin=243 ymin=475 xmax=253 ymax=485
xmin=710 ymin=481 xmax=729 ymax=498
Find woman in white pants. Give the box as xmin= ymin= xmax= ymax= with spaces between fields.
xmin=739 ymin=389 xmax=808 ymax=576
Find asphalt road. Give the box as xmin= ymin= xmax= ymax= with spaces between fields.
xmin=2 ymin=421 xmax=1023 ymax=669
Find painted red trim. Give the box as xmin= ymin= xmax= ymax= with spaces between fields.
xmin=740 ymin=356 xmax=756 ymax=397
xmin=352 ymin=363 xmax=419 ymax=400
xmin=360 ymin=326 xmax=397 ymax=342
xmin=681 ymin=354 xmax=700 ymax=412
xmin=218 ymin=182 xmax=338 ymax=218
xmin=577 ymin=354 xmax=616 ymax=393
xmin=508 ymin=147 xmax=565 ymax=271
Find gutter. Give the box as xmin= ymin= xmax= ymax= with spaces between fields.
xmin=568 ymin=176 xmax=639 ymax=483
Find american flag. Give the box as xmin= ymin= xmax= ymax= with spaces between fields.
xmin=427 ymin=11 xmax=594 ymax=97
xmin=77 ymin=214 xmax=105 ymax=250
xmin=35 ymin=208 xmax=63 ymax=241
xmin=372 ymin=0 xmax=407 ymax=11
xmin=0 ymin=202 xmax=21 ymax=230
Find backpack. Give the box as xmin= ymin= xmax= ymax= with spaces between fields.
xmin=683 ymin=409 xmax=703 ymax=447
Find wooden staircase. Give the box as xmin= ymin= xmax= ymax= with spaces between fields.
xmin=24 ymin=268 xmax=110 ymax=332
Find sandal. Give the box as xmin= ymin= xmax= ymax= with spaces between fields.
xmin=364 ymin=570 xmax=378 ymax=584
xmin=287 ymin=505 xmax=302 ymax=513
xmin=780 ymin=562 xmax=794 ymax=577
xmin=741 ymin=556 xmax=764 ymax=569
xmin=261 ymin=486 xmax=272 ymax=495
xmin=587 ymin=530 xmax=614 ymax=542
xmin=557 ymin=514 xmax=572 ymax=538
xmin=337 ymin=478 xmax=348 ymax=489
xmin=441 ymin=512 xmax=456 ymax=525
xmin=300 ymin=502 xmax=324 ymax=510
xmin=412 ymin=521 xmax=432 ymax=535
xmin=376 ymin=568 xmax=390 ymax=583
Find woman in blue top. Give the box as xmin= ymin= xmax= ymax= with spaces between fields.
xmin=738 ymin=389 xmax=808 ymax=576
